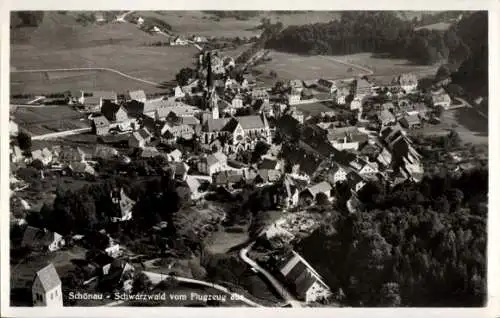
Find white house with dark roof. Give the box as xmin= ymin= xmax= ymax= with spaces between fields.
xmin=279 ymin=250 xmax=331 ymax=303
xmin=300 ymin=181 xmax=333 ymax=203
xmin=79 ymin=91 xmax=118 ymax=112
xmin=32 ymin=263 xmax=63 ymax=307
xmin=128 ymin=128 xmax=153 ymax=148
xmin=92 ymin=115 xmax=110 ymax=136
xmin=22 ymin=226 xmax=66 ymax=252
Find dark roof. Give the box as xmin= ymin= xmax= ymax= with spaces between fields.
xmin=258 ymin=158 xmax=279 ymax=170
xmin=101 ymin=102 xmax=122 ymax=122
xmin=204 ymin=118 xmax=231 ymax=132
xmin=35 ymin=263 xmax=61 ymax=292
xmin=286 ymin=259 xmax=317 ymax=297
xmin=237 ymin=115 xmax=266 ymax=130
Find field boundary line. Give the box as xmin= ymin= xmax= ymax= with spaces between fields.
xmin=12 ymin=67 xmax=161 ymax=86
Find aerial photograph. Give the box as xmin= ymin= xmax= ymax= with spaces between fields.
xmin=8 ymin=10 xmax=488 ymax=308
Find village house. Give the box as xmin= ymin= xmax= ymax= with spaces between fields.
xmin=300 ymin=181 xmax=333 ymax=204
xmin=22 ymin=226 xmax=66 ymax=252
xmin=160 ymin=121 xmax=195 ymax=140
xmin=349 ymin=157 xmax=379 ymax=178
xmin=164 ymin=162 xmax=190 ymax=181
xmin=213 ymin=170 xmax=245 ymax=187
xmin=79 ymin=91 xmax=118 ymax=112
xmin=252 ymin=88 xmax=270 ymax=103
xmin=154 ymin=101 xmax=201 ymax=120
xmin=110 ymin=188 xmax=136 ymax=222
xmin=394 ymin=73 xmax=418 ymax=93
xmin=10 ymin=120 xmax=19 ymax=136
xmin=289 ymin=79 xmax=304 ymax=93
xmin=57 ymin=146 xmax=87 ymax=164
xmin=170 ymin=36 xmax=189 ymax=46
xmin=255 ymin=169 xmax=282 ymax=184
xmin=193 ymin=35 xmax=208 ymax=43
xmin=197 ymin=152 xmax=230 ymax=176
xmin=92 ymin=115 xmax=110 ymax=136
xmin=69 ymin=161 xmax=96 ymax=176
xmin=10 ymin=145 xmax=24 ymax=163
xmin=140 ymin=146 xmax=163 ymax=159
xmin=317 ymin=79 xmax=336 ymax=94
xmin=326 ymin=126 xmax=369 ymax=151
xmin=128 ymin=128 xmax=153 ymax=148
xmin=332 ymin=79 xmax=354 ymax=105
xmin=128 ymin=90 xmax=147 ymax=103
xmin=99 ymin=259 xmax=135 ymax=293
xmin=350 ymin=96 xmax=363 ymax=111
xmin=400 ymin=113 xmax=422 ymax=129
xmin=346 ymin=171 xmax=366 ymax=193
xmin=432 ymin=91 xmax=452 ymax=110
xmin=288 ymin=88 xmax=302 ymax=105
xmin=32 ymin=263 xmax=63 ymax=307
xmin=174 ymin=85 xmax=186 ymax=99
xmin=167 ymin=149 xmax=183 ymax=162
xmin=327 ymin=163 xmax=348 ymax=185
xmin=278 ymin=250 xmax=332 ymax=303
xmin=377 ymin=109 xmax=397 ymax=126
xmin=31 ymin=147 xmax=53 ymax=166
xmin=380 ymin=126 xmax=423 ymax=181
xmin=101 ymin=103 xmax=136 ymax=132
xmin=94 ymin=145 xmax=119 ymax=160
xmin=376 ymin=146 xmax=393 ymax=169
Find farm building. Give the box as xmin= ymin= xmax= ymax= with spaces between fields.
xmin=32 ymin=263 xmax=63 ymax=307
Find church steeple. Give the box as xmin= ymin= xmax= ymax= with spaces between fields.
xmin=206 ymin=51 xmax=213 ymax=89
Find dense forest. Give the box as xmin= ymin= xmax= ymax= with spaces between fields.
xmin=265 ymin=11 xmax=484 ymax=67
xmin=10 ymin=11 xmax=45 ymax=28
xmin=296 ymin=168 xmax=488 ymax=306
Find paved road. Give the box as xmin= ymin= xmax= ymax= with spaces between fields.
xmin=31 ymin=127 xmax=92 ymax=140
xmin=240 ymin=242 xmax=302 ymax=308
xmin=12 ymin=67 xmax=160 ymax=86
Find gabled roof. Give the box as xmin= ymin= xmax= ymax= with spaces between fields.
xmin=34 ymin=263 xmax=61 ymax=292
xmin=305 ymin=181 xmax=332 ymax=197
xmin=23 ymin=226 xmax=61 ymax=248
xmin=237 ymin=115 xmax=266 ymax=130
xmin=128 ymin=90 xmax=147 ymax=102
xmin=93 ymin=115 xmax=110 ymax=127
xmin=204 ymin=118 xmax=231 ymax=132
xmin=258 ymin=158 xmax=279 ymax=170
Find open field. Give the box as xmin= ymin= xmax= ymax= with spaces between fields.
xmin=11 ymin=44 xmax=198 ymax=93
xmin=411 ymin=108 xmax=488 ymax=145
xmin=11 ymin=69 xmax=167 ymax=95
xmin=330 ymin=53 xmax=438 ymax=77
xmin=131 ymin=11 xmax=341 ymax=38
xmin=13 ymin=106 xmax=88 ymax=135
xmin=253 ymin=51 xmax=358 ymax=82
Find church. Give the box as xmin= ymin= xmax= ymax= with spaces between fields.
xmin=199 ymin=52 xmax=271 ymax=154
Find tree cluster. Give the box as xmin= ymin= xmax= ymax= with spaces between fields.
xmin=265 ymin=11 xmax=475 ymax=66
xmin=297 ymin=167 xmax=487 ymax=306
